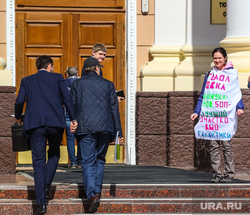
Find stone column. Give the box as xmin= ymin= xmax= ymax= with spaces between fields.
xmin=140 ymin=0 xmax=187 ymax=91
xmin=174 ymin=0 xmax=226 ymax=91
xmin=220 ymin=0 xmax=250 ymax=88
xmin=140 ymin=0 xmax=226 ymax=92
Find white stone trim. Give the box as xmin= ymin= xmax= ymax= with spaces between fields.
xmin=6 ymin=0 xmax=15 ymax=86
xmin=125 ymin=0 xmax=137 ymax=165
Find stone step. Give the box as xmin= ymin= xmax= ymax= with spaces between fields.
xmin=1 ymin=184 xmax=250 ymax=214
xmin=1 ymin=184 xmax=250 ymax=199
xmin=0 ymin=198 xmax=250 ymax=214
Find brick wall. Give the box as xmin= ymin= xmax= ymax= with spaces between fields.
xmin=136 ymin=90 xmax=250 ymax=174
xmin=2 ymin=88 xmax=250 ymax=174
xmin=0 ymin=86 xmax=16 ymax=174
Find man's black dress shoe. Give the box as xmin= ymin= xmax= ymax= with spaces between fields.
xmin=35 ymin=205 xmax=47 ymax=215
xmin=88 ymin=195 xmax=100 ymax=213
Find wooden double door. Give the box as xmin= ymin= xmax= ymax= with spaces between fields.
xmin=15 ymin=3 xmax=125 ymax=164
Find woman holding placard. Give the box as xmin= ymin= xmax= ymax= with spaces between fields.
xmin=191 ymin=47 xmax=244 ymax=183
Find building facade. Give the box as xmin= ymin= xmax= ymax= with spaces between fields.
xmin=1 ymin=0 xmax=250 ymax=169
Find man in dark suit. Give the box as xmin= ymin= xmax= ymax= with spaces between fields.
xmin=15 ymin=55 xmax=77 ymax=215
xmin=71 ymin=57 xmax=123 ymax=213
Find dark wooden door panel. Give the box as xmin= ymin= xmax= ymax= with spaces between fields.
xmin=16 ymin=0 xmax=124 ymax=8
xmin=16 ymin=9 xmax=125 ymax=162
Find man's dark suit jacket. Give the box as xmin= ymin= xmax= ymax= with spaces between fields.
xmin=15 ymin=70 xmax=76 ymax=132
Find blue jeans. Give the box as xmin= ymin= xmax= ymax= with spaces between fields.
xmin=65 ymin=118 xmax=81 ymax=165
xmin=77 ymin=132 xmax=111 ymax=200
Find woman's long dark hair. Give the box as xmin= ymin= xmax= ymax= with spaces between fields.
xmin=212 ymin=47 xmax=228 ymax=63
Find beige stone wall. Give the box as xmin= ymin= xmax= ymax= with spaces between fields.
xmin=0 ymin=0 xmax=6 ymax=60
xmin=137 ymin=0 xmax=154 ymax=91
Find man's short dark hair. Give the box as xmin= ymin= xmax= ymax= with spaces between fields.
xmin=36 ymin=55 xmax=53 ymax=70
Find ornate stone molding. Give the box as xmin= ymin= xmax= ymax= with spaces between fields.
xmin=6 ymin=0 xmax=15 ymax=86
xmin=220 ymin=37 xmax=250 ymax=88
xmin=126 ymin=0 xmax=137 ymax=165
xmin=140 ymin=46 xmax=182 ymax=91
xmin=174 ymin=45 xmax=215 ymax=91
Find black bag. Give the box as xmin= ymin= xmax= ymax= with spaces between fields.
xmin=11 ymin=123 xmax=31 ymax=152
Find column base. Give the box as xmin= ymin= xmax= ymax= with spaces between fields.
xmin=0 ymin=70 xmax=13 ymax=86
xmin=174 ymin=45 xmax=215 ymax=91
xmin=174 ymin=76 xmax=202 ymax=91
xmin=142 ymin=76 xmax=174 ymax=91
xmin=140 ymin=46 xmax=182 ymax=92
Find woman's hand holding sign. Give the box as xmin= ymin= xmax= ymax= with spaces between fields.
xmin=236 ymin=109 xmax=244 ymax=116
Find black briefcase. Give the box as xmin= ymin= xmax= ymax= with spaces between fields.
xmin=11 ymin=123 xmax=31 ymax=152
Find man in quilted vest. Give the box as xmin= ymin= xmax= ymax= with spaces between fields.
xmin=71 ymin=57 xmax=123 ymax=213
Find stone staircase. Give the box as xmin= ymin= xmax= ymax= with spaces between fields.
xmin=1 ymin=183 xmax=250 ymax=214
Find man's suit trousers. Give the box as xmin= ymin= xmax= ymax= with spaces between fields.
xmin=30 ymin=126 xmax=64 ymax=206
